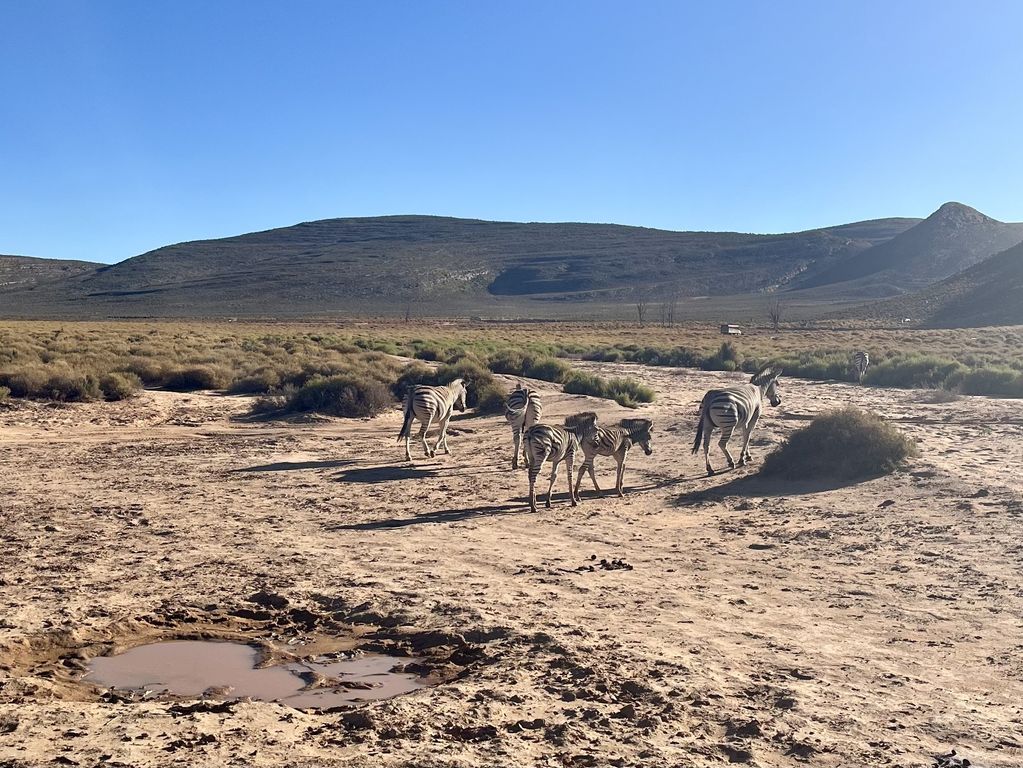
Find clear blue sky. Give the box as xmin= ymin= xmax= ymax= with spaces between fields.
xmin=2 ymin=1 xmax=1021 ymax=263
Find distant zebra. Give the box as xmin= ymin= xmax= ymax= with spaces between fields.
xmin=397 ymin=378 xmax=468 ymax=461
xmin=850 ymin=350 xmax=870 ymax=383
xmin=523 ymin=423 xmax=582 ymax=513
xmin=692 ymin=365 xmax=783 ymax=476
xmin=505 ymin=383 xmax=543 ymax=469
xmin=564 ymin=412 xmax=654 ymax=498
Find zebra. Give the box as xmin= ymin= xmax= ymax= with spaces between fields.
xmin=504 ymin=383 xmax=543 ymax=469
xmin=850 ymin=350 xmax=870 ymax=383
xmin=692 ymin=365 xmax=783 ymax=476
xmin=397 ymin=378 xmax=468 ymax=461
xmin=564 ymin=412 xmax=653 ymax=498
xmin=523 ymin=423 xmax=582 ymax=513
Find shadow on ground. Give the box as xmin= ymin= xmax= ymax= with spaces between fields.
xmin=675 ymin=469 xmax=877 ymax=503
xmin=329 ymin=502 xmax=528 ymax=530
xmin=230 ymin=459 xmax=356 ymax=473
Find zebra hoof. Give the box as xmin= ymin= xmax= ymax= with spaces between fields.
xmin=706 ymin=469 xmax=716 ymax=477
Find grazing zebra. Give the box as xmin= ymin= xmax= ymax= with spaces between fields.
xmin=523 ymin=423 xmax=582 ymax=513
xmin=505 ymin=383 xmax=543 ymax=469
xmin=397 ymin=379 xmax=468 ymax=461
xmin=850 ymin=350 xmax=870 ymax=383
xmin=564 ymin=412 xmax=654 ymax=498
xmin=692 ymin=365 xmax=783 ymax=476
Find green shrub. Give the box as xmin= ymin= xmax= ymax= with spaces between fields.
xmin=562 ymin=371 xmax=655 ymax=408
xmin=99 ymin=372 xmax=142 ymax=401
xmin=436 ymin=360 xmax=504 ymax=414
xmin=761 ymin=407 xmax=917 ymax=480
xmin=864 ymin=356 xmax=966 ymax=389
xmin=41 ymin=371 xmax=103 ymax=402
xmin=702 ymin=341 xmax=741 ymax=371
xmin=228 ymin=368 xmax=286 ymax=394
xmin=487 ymin=349 xmax=535 ymax=375
xmin=0 ymin=386 xmax=9 ymax=401
xmin=285 ymin=375 xmax=395 ymax=417
xmin=393 ymin=362 xmax=438 ymax=400
xmin=163 ymin=366 xmax=229 ymax=391
xmin=957 ymin=367 xmax=1023 ymax=398
xmin=525 ymin=357 xmax=572 ymax=383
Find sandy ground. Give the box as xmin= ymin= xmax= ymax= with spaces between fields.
xmin=1 ymin=361 xmax=1021 ymax=767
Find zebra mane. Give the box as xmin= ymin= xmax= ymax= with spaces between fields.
xmin=619 ymin=417 xmax=652 ymax=435
xmin=564 ymin=411 xmax=598 ymax=430
xmin=750 ymin=364 xmax=782 ymax=386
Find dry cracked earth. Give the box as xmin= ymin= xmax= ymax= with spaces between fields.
xmin=1 ymin=361 xmax=1021 ymax=767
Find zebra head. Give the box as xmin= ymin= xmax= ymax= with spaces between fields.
xmin=621 ymin=418 xmax=653 ymax=455
xmin=751 ymin=365 xmax=783 ymax=407
xmin=450 ymin=378 xmax=468 ymax=411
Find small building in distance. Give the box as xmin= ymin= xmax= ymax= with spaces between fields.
xmin=720 ymin=324 xmax=743 ymax=335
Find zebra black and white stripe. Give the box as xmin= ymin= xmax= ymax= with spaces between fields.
xmin=505 ymin=383 xmax=543 ymax=469
xmin=564 ymin=412 xmax=654 ymax=497
xmin=851 ymin=350 xmax=870 ymax=383
xmin=523 ymin=423 xmax=581 ymax=512
xmin=692 ymin=365 xmax=783 ymax=476
xmin=397 ymin=378 xmax=468 ymax=461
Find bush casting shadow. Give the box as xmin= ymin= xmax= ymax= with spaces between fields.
xmin=760 ymin=407 xmax=917 ymax=481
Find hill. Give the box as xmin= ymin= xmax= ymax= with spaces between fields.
xmin=859 ymin=240 xmax=1023 ymax=327
xmin=802 ymin=202 xmax=1023 ymax=293
xmin=0 ymin=215 xmax=917 ymax=318
xmin=0 ymin=255 xmax=101 ymax=293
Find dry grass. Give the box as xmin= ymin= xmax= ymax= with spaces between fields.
xmin=0 ymin=319 xmax=1020 ymax=405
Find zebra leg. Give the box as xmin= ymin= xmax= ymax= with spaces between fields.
xmin=566 ymin=448 xmax=578 ymax=507
xmin=616 ymin=447 xmax=629 ymax=497
xmin=545 ymin=458 xmax=560 ymax=508
xmin=573 ymin=460 xmax=587 ymax=498
xmin=419 ymin=415 xmax=434 ymax=458
xmin=719 ymin=426 xmax=736 ymax=469
xmin=737 ymin=426 xmax=752 ymax=466
xmin=511 ymin=427 xmax=521 ymax=470
xmin=528 ymin=454 xmax=545 ymax=513
xmin=741 ymin=414 xmax=761 ymax=464
xmin=434 ymin=413 xmax=453 ymax=455
xmin=702 ymin=417 xmax=715 ymax=475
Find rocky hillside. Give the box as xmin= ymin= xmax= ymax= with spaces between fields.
xmin=0 ymin=255 xmax=100 ymax=292
xmin=803 ymin=202 xmax=1023 ymax=292
xmin=0 ymin=215 xmax=916 ymax=317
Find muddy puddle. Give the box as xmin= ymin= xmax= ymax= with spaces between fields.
xmin=84 ymin=640 xmax=422 ymax=709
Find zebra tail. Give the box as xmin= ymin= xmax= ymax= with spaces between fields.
xmin=691 ymin=400 xmax=707 ymax=455
xmin=397 ymin=394 xmax=415 ymax=440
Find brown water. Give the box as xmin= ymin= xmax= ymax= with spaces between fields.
xmin=85 ymin=640 xmax=422 ymax=709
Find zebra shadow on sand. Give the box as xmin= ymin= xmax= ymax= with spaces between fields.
xmin=327 ymin=501 xmax=527 ymax=530
xmin=676 ymin=469 xmax=880 ymax=504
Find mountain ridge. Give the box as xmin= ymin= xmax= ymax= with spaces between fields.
xmin=0 ymin=214 xmax=919 ymax=317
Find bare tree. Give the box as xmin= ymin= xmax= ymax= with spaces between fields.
xmin=635 ymin=297 xmax=649 ymax=326
xmin=659 ymin=287 xmax=681 ymax=328
xmin=768 ymin=300 xmax=785 ymax=332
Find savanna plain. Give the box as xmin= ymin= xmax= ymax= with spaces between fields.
xmin=1 ymin=320 xmax=1021 ymax=768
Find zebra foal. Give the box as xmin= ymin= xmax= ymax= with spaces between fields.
xmin=397 ymin=378 xmax=468 ymax=461
xmin=523 ymin=423 xmax=581 ymax=513
xmin=850 ymin=350 xmax=870 ymax=383
xmin=692 ymin=365 xmax=783 ymax=476
xmin=564 ymin=412 xmax=653 ymax=498
xmin=505 ymin=383 xmax=543 ymax=469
